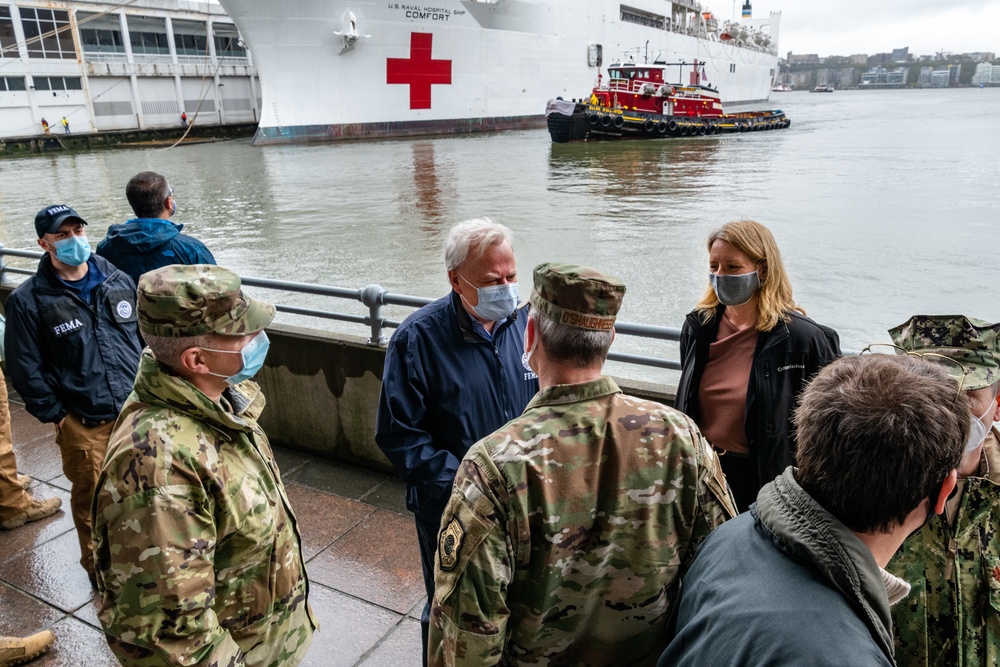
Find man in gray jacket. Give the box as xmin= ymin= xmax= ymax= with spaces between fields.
xmin=659 ymin=354 xmax=969 ymax=666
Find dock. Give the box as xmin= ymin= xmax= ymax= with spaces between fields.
xmin=0 ymin=390 xmax=424 ymax=666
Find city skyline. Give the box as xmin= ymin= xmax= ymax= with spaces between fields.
xmin=745 ymin=0 xmax=998 ymax=59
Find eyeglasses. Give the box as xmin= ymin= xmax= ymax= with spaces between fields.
xmin=166 ymin=187 xmax=174 ymax=200
xmin=859 ymin=343 xmax=971 ymax=394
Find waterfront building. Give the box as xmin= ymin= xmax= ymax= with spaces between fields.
xmin=860 ymin=66 xmax=908 ymax=88
xmin=972 ymin=62 xmax=1000 ymax=86
xmin=0 ymin=0 xmax=259 ymax=139
xmin=891 ymin=47 xmax=909 ymax=63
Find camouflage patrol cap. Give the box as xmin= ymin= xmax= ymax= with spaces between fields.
xmin=529 ymin=263 xmax=626 ymax=331
xmin=889 ymin=315 xmax=1000 ymax=391
xmin=137 ymin=264 xmax=275 ymax=337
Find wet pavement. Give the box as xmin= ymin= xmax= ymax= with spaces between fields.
xmin=1 ymin=398 xmax=424 ymax=666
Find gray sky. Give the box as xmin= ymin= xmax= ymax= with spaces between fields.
xmin=739 ymin=0 xmax=999 ymax=57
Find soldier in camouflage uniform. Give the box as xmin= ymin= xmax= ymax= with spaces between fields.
xmin=887 ymin=315 xmax=1000 ymax=667
xmin=92 ymin=265 xmax=316 ymax=667
xmin=428 ymin=263 xmax=736 ymax=667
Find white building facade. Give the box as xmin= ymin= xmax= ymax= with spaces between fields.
xmin=0 ymin=0 xmax=258 ymax=138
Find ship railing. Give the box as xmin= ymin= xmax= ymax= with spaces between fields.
xmin=0 ymin=246 xmax=683 ymax=371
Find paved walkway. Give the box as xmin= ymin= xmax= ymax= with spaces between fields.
xmin=1 ymin=397 xmax=424 ymax=666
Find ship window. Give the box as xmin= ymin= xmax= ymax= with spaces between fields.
xmin=19 ymin=6 xmax=75 ymax=59
xmin=0 ymin=6 xmax=16 ymax=57
xmin=33 ymin=75 xmax=48 ymax=90
xmin=31 ymin=75 xmax=79 ymax=91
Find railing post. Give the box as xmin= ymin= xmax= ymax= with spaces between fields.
xmin=360 ymin=284 xmax=388 ymax=347
xmin=0 ymin=243 xmax=5 ymax=285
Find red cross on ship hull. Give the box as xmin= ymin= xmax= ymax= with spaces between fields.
xmin=386 ymin=32 xmax=452 ymax=110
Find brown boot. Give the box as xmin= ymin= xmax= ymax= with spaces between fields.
xmin=0 ymin=630 xmax=55 ymax=666
xmin=16 ymin=474 xmax=32 ymax=490
xmin=0 ymin=497 xmax=62 ymax=530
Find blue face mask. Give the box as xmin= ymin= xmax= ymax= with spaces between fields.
xmin=52 ymin=235 xmax=91 ymax=266
xmin=459 ymin=274 xmax=519 ymax=322
xmin=202 ymin=331 xmax=271 ymax=385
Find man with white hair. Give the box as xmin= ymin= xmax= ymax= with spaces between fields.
xmin=376 ymin=218 xmax=538 ymax=662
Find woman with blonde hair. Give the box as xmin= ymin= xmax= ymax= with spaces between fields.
xmin=675 ymin=220 xmax=841 ymax=511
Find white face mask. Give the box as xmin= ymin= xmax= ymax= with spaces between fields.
xmin=965 ymin=386 xmax=999 ymax=457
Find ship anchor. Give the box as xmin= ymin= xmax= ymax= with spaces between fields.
xmin=334 ymin=10 xmax=371 ymax=55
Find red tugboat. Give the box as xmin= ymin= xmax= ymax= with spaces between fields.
xmin=546 ymin=61 xmax=790 ymax=143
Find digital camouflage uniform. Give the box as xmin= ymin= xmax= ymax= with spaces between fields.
xmin=93 ymin=265 xmax=316 ymax=667
xmin=886 ymin=315 xmax=1000 ymax=667
xmin=428 ymin=264 xmax=737 ymax=667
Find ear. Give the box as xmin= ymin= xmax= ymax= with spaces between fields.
xmin=178 ymin=346 xmax=212 ymax=375
xmin=447 ymin=269 xmax=461 ymax=293
xmin=932 ymin=469 xmax=959 ymax=515
xmin=37 ymin=238 xmax=49 ymax=252
xmin=991 ymin=390 xmax=1000 ymax=423
xmin=525 ymin=313 xmax=537 ymax=349
xmin=610 ymin=326 xmax=616 ymax=345
xmin=757 ymin=260 xmax=768 ymax=283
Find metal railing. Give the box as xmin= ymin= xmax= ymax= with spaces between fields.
xmin=0 ymin=246 xmax=682 ymax=371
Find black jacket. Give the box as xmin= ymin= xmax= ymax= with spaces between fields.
xmin=4 ymin=254 xmax=142 ymax=424
xmin=659 ymin=469 xmax=896 ymax=666
xmin=675 ymin=306 xmax=840 ymax=493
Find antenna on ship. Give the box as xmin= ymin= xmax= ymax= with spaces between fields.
xmin=742 ymin=0 xmax=752 ymax=19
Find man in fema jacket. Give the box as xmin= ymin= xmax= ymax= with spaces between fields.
xmin=376 ymin=217 xmax=538 ymax=663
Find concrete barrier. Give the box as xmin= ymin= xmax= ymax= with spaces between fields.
xmin=1 ymin=283 xmax=678 ymax=475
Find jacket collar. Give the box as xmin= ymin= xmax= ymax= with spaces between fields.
xmin=130 ymin=350 xmax=264 ymax=439
xmin=754 ymin=468 xmax=896 ymax=661
xmin=35 ymin=254 xmax=116 ymax=294
xmin=525 ymin=376 xmax=620 ymax=409
xmin=449 ymin=290 xmax=519 ymax=343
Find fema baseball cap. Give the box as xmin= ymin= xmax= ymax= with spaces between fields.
xmin=889 ymin=315 xmax=1000 ymax=391
xmin=35 ymin=204 xmax=87 ymax=237
xmin=529 ymin=262 xmax=626 ymax=331
xmin=137 ymin=264 xmax=275 ymax=338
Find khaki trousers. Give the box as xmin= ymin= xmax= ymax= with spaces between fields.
xmin=0 ymin=367 xmax=33 ymax=518
xmin=54 ymin=413 xmax=114 ymax=578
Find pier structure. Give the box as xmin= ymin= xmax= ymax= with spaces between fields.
xmin=0 ymin=0 xmax=259 ymax=140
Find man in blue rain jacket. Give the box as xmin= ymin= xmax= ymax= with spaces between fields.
xmin=97 ymin=171 xmax=215 ymax=284
xmin=376 ymin=218 xmax=538 ymax=664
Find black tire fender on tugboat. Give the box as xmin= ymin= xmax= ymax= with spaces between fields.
xmin=643 ymin=118 xmax=656 ymax=133
xmin=656 ymin=121 xmax=668 ymax=135
xmin=600 ymin=114 xmax=613 ymax=128
xmin=589 ymin=114 xmax=600 ymax=126
xmin=667 ymin=119 xmax=678 ymax=132
xmin=698 ymin=124 xmax=708 ymax=136
xmin=612 ymin=115 xmax=624 ymax=129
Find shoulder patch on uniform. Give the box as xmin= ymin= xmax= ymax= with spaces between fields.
xmin=439 ymin=516 xmax=465 ymax=571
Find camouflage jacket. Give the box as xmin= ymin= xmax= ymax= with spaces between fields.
xmin=93 ymin=351 xmax=317 ymax=667
xmin=428 ymin=377 xmax=736 ymax=667
xmin=889 ymin=427 xmax=1000 ymax=667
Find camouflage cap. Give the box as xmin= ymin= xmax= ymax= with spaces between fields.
xmin=137 ymin=264 xmax=275 ymax=338
xmin=529 ymin=263 xmax=626 ymax=331
xmin=889 ymin=315 xmax=1000 ymax=391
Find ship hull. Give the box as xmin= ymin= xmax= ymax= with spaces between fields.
xmin=218 ymin=0 xmax=780 ymax=144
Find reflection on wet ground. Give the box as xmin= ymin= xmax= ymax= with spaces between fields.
xmin=1 ymin=394 xmax=423 ymax=666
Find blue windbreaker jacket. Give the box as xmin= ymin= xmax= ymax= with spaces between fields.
xmin=96 ymin=218 xmax=215 ymax=284
xmin=376 ymin=291 xmax=539 ymax=513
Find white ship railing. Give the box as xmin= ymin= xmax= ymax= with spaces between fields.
xmin=0 ymin=246 xmax=682 ymax=371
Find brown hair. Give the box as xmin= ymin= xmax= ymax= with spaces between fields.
xmin=794 ymin=355 xmax=969 ymax=534
xmin=695 ymin=219 xmax=805 ymax=331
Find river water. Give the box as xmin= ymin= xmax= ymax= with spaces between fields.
xmin=1 ymin=88 xmax=997 ymax=383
